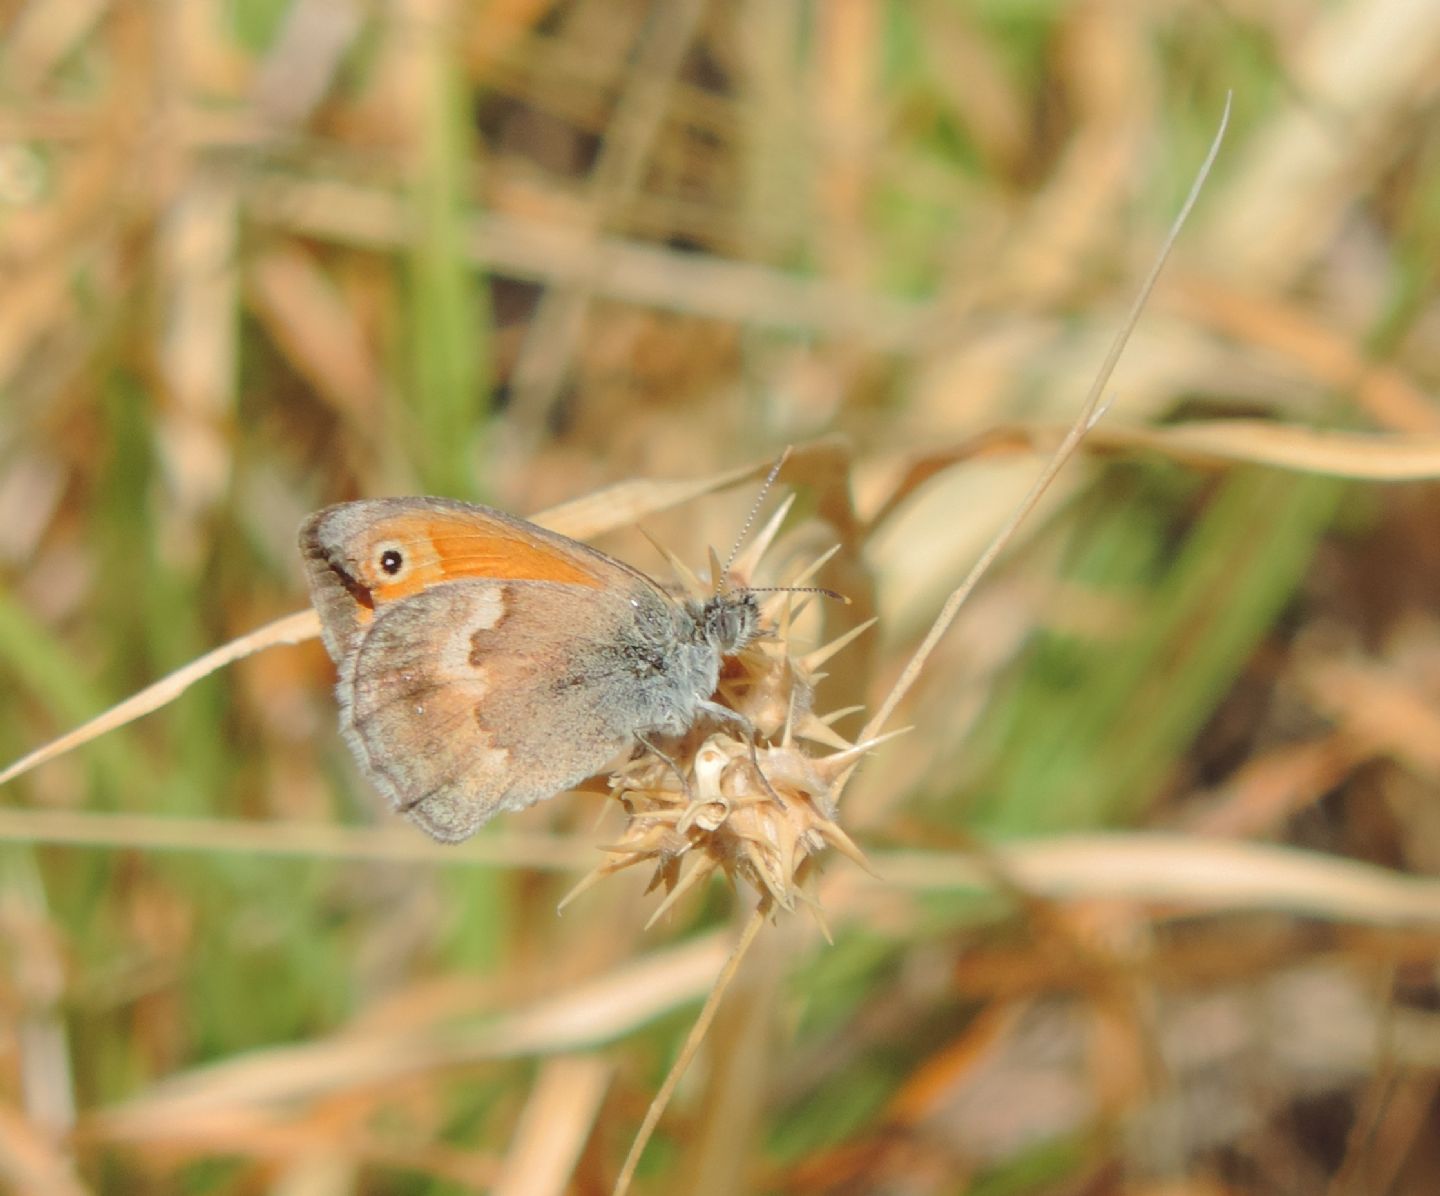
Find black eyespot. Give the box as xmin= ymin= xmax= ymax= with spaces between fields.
xmin=379 ymin=548 xmax=404 ymax=576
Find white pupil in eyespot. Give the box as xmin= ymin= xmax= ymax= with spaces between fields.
xmin=380 ymin=549 xmax=404 ymax=575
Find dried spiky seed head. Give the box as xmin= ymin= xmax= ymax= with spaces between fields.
xmin=562 ymin=544 xmax=877 ymax=919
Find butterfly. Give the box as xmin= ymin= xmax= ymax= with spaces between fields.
xmin=300 ymin=498 xmax=762 ymax=841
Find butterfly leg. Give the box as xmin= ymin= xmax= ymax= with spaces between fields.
xmin=636 ymin=732 xmax=694 ymax=801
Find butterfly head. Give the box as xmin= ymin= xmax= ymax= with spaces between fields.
xmin=697 ymin=589 xmax=762 ymax=656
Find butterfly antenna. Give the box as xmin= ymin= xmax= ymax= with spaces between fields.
xmin=719 ymin=447 xmax=792 ymax=591
xmin=746 ymin=584 xmax=848 ymax=603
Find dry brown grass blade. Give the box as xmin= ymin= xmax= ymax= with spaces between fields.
xmin=493 ymin=1055 xmax=612 ymax=1196
xmin=250 ymin=181 xmax=929 ymax=347
xmin=0 ymin=609 xmax=321 ymax=789
xmin=847 ymin=833 xmax=1440 ymax=927
xmin=852 ymin=97 xmax=1233 ymax=758
xmin=1180 ymin=736 xmax=1357 ymax=839
xmin=0 ymin=1103 xmax=91 ymax=1196
xmin=251 ymin=0 xmax=363 ymax=128
xmin=1091 ymin=420 xmax=1440 ymax=480
xmin=869 ymin=419 xmax=1440 ymax=525
xmin=246 ymin=241 xmax=383 ymax=425
xmin=0 ymin=0 xmax=110 ymax=94
xmin=990 ymin=2 xmax=1151 ymax=307
xmin=612 ymin=900 xmax=770 ymax=1196
xmin=157 ymin=174 xmax=239 ymax=522
xmin=0 ymin=807 xmax=594 ymax=869
xmin=507 ymin=0 xmax=709 ymax=435
xmin=534 ymin=437 xmax=849 ymax=540
xmin=1199 ymin=0 xmax=1440 ymax=286
xmin=1298 ymin=657 xmax=1440 ymax=780
xmin=813 ymin=0 xmax=879 ymax=286
xmin=1164 ymin=275 xmax=1440 ymax=433
xmin=87 ymin=931 xmax=730 ymax=1134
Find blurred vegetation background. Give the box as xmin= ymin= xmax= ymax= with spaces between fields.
xmin=4 ymin=1 xmax=1440 ymax=1193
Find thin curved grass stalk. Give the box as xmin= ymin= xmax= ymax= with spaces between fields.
xmin=847 ymin=94 xmax=1234 ymax=778
xmin=0 ymin=609 xmax=321 ymax=788
xmin=612 ymin=899 xmax=770 ymax=1196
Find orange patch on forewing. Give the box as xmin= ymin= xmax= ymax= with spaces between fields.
xmin=430 ymin=523 xmax=602 ymax=586
xmin=365 ymin=512 xmax=605 ymax=607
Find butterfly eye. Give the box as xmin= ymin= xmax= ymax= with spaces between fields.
xmin=378 ymin=548 xmax=405 ymax=576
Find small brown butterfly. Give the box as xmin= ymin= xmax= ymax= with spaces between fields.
xmin=299 ymin=498 xmax=761 ymax=842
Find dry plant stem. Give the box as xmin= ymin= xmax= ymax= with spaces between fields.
xmin=854 ymin=95 xmax=1233 ymax=758
xmin=253 ymin=182 xmax=927 ymax=348
xmin=493 ymin=1055 xmax=613 ymax=1196
xmin=884 ymin=420 xmax=1440 ymax=511
xmin=89 ymin=932 xmax=734 ymax=1128
xmin=1 ymin=808 xmax=1435 ymax=931
xmin=0 ymin=608 xmax=321 ymax=788
xmin=1086 ymin=420 xmax=1440 ymax=481
xmin=861 ymin=833 xmax=1440 ymax=927
xmin=612 ymin=899 xmax=771 ymax=1196
xmin=0 ymin=807 xmax=594 ymax=869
